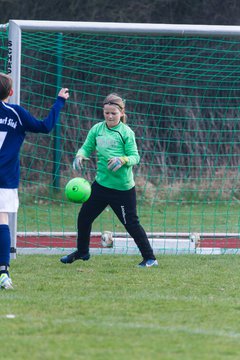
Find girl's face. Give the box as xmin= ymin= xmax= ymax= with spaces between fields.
xmin=103 ymin=104 xmax=123 ymax=128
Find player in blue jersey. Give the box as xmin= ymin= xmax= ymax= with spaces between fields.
xmin=0 ymin=72 xmax=69 ymax=289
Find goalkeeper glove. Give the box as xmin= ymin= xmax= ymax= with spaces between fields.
xmin=107 ymin=157 xmax=128 ymax=172
xmin=73 ymin=155 xmax=90 ymax=171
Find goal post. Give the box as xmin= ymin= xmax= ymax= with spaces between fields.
xmin=6 ymin=20 xmax=240 ymax=256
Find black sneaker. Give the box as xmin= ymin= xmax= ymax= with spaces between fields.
xmin=60 ymin=251 xmax=90 ymax=264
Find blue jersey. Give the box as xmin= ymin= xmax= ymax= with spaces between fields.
xmin=0 ymin=96 xmax=66 ymax=189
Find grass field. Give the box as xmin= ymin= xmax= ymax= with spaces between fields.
xmin=1 ymin=254 xmax=240 ymax=359
xmin=18 ymin=201 xmax=239 ymax=234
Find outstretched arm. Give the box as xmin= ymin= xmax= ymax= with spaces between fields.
xmin=15 ymin=88 xmax=70 ymax=133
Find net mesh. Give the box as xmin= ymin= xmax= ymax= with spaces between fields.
xmin=3 ymin=27 xmax=240 ymax=253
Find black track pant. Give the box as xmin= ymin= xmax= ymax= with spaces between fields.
xmin=77 ymin=181 xmax=156 ymax=260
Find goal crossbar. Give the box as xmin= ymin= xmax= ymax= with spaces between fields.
xmin=9 ymin=20 xmax=240 ymax=35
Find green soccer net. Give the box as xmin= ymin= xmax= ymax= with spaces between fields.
xmin=6 ymin=21 xmax=240 ymax=255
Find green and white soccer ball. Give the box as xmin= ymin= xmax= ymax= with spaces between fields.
xmin=65 ymin=177 xmax=91 ymax=204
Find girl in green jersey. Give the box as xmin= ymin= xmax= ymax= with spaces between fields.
xmin=61 ymin=94 xmax=158 ymax=267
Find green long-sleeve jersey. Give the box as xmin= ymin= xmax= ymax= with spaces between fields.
xmin=76 ymin=121 xmax=140 ymax=190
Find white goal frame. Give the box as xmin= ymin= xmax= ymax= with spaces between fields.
xmin=7 ymin=20 xmax=240 ymax=257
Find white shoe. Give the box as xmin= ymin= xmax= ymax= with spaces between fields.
xmin=0 ymin=274 xmax=13 ymax=289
